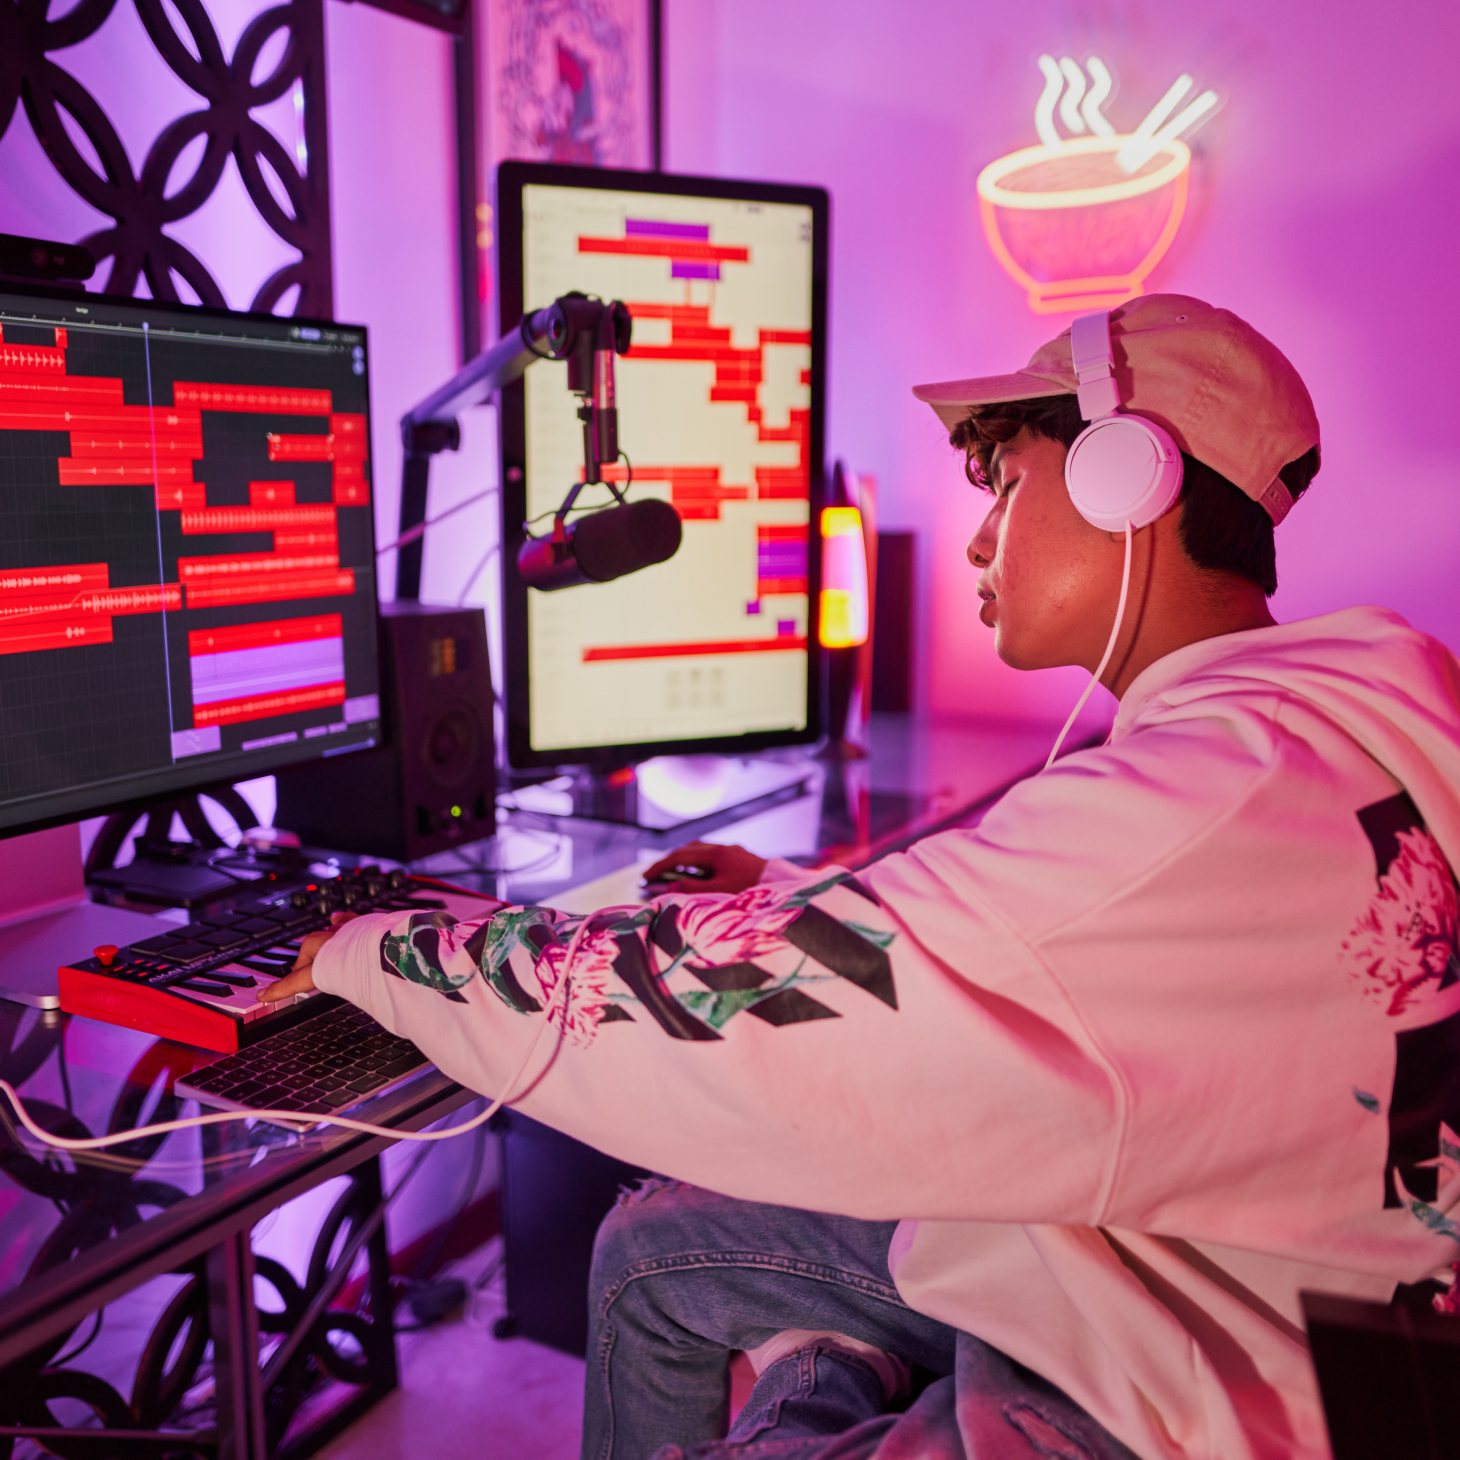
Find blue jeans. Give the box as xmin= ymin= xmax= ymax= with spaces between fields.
xmin=581 ymin=1180 xmax=1140 ymax=1460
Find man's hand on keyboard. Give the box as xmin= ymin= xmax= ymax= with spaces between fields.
xmin=258 ymin=912 xmax=358 ymax=1003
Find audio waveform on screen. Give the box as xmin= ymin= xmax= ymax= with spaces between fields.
xmin=181 ymin=498 xmax=337 ymax=540
xmin=0 ymin=332 xmax=364 ymax=627
xmin=574 ymin=222 xmax=811 ymax=522
xmin=0 ymin=320 xmax=370 ymax=745
xmin=174 ymin=383 xmax=330 ymax=413
xmin=0 ymin=333 xmax=206 ymax=508
xmin=577 ymin=225 xmax=748 ymax=278
xmin=177 ymin=484 xmax=352 ymax=608
xmin=0 ymin=565 xmax=181 ymax=655
xmin=188 ymin=612 xmax=346 ymax=727
xmin=756 ymin=524 xmax=808 ymax=597
xmin=0 ymin=327 xmax=367 ymax=510
xmin=266 ymin=410 xmax=369 ymax=505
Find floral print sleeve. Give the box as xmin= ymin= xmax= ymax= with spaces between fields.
xmin=373 ymin=871 xmax=897 ymax=1049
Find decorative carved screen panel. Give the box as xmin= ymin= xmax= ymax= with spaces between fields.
xmin=0 ymin=0 xmax=333 ymax=316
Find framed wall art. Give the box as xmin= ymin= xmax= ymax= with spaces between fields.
xmin=485 ymin=0 xmax=662 ymax=173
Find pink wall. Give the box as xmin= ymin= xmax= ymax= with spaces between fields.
xmin=325 ymin=2 xmax=500 ymax=613
xmin=665 ymin=0 xmax=1460 ymax=724
xmin=325 ymin=2 xmax=503 ymax=622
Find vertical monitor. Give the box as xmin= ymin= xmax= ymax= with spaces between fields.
xmin=0 ymin=283 xmax=382 ymax=836
xmin=497 ymin=162 xmax=829 ymax=768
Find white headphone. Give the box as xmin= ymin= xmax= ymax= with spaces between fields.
xmin=1042 ymin=310 xmax=1184 ymax=771
xmin=1064 ymin=310 xmax=1183 ymax=531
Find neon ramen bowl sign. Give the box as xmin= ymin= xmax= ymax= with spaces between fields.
xmin=978 ymin=58 xmax=1217 ymax=315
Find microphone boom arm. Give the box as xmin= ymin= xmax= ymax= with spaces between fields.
xmin=394 ymin=293 xmax=632 ymax=599
xmin=402 ymin=303 xmax=563 ymax=443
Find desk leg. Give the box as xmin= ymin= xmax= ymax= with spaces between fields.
xmin=209 ymin=1229 xmax=267 ymax=1460
xmin=359 ymin=1155 xmax=400 ymax=1396
xmin=265 ymin=1156 xmax=401 ymax=1460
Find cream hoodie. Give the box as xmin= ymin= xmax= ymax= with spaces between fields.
xmin=315 ymin=606 xmax=1460 ymax=1460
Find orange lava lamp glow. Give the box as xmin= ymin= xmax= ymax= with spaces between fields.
xmin=819 ymin=506 xmax=868 ymax=650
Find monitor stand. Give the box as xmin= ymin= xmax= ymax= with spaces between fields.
xmin=518 ymin=756 xmax=818 ymax=833
xmin=84 ymin=787 xmax=304 ymax=909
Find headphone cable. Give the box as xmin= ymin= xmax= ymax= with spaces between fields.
xmin=1045 ymin=520 xmax=1133 ymax=769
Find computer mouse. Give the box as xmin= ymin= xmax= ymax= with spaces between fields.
xmin=639 ymin=863 xmax=716 ymax=896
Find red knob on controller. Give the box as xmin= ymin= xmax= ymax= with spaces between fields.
xmin=94 ymin=944 xmax=119 ymax=968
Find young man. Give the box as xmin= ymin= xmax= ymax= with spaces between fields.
xmin=266 ymin=295 xmax=1460 ymax=1460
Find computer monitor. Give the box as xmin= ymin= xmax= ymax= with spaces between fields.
xmin=496 ymin=161 xmax=829 ymax=770
xmin=0 ymin=282 xmax=382 ymax=838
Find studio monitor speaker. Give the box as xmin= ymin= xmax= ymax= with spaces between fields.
xmin=274 ymin=602 xmax=496 ymax=862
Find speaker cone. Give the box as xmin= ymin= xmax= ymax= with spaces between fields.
xmin=420 ymin=705 xmax=479 ymax=786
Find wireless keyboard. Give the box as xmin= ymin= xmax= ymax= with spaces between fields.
xmin=175 ymin=999 xmax=428 ymax=1123
xmin=59 ymin=866 xmax=460 ymax=1053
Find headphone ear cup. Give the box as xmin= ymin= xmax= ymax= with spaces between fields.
xmin=1064 ymin=416 xmax=1184 ymax=531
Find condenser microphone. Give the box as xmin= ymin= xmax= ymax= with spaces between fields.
xmin=517 ymin=498 xmax=682 ymax=592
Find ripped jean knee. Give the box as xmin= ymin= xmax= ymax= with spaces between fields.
xmin=613 ymin=1174 xmax=693 ymax=1211
xmin=591 ymin=1177 xmax=712 ymax=1296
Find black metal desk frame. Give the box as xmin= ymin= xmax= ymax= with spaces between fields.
xmin=0 ymin=1064 xmax=474 ymax=1460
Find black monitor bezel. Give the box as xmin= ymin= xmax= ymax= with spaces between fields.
xmin=496 ymin=160 xmax=830 ymax=771
xmin=0 ymin=280 xmax=384 ymax=840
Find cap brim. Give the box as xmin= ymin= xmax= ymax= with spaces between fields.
xmin=912 ymin=371 xmax=1069 ymax=431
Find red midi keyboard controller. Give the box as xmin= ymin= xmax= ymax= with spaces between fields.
xmin=59 ymin=867 xmax=458 ymax=1053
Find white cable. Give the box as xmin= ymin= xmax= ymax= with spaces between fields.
xmin=1045 ymin=521 xmax=1132 ymax=770
xmin=0 ymin=916 xmax=598 ymax=1154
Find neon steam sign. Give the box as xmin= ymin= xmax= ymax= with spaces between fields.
xmin=978 ymin=57 xmax=1219 ymax=315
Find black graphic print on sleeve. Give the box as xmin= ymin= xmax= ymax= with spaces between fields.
xmin=1343 ymin=791 xmax=1460 ymax=1231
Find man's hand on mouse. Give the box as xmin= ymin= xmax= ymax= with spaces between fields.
xmin=642 ymin=842 xmax=767 ymax=895
xmin=258 ymin=911 xmax=358 ymax=1003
